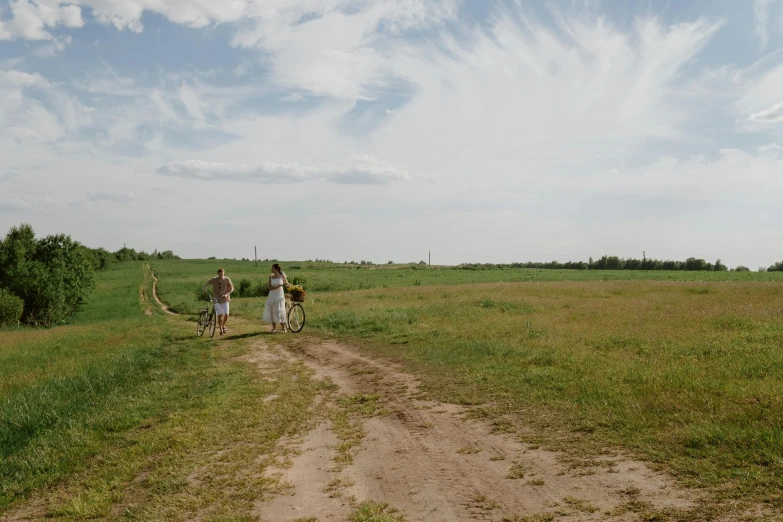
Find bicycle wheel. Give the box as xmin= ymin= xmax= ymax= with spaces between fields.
xmin=288 ymin=303 xmax=305 ymax=333
xmin=208 ymin=311 xmax=217 ymax=338
xmin=197 ymin=310 xmax=207 ymax=337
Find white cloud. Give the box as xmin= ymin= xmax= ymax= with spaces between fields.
xmin=755 ymin=0 xmax=773 ymax=49
xmin=230 ymin=1 xmax=456 ymax=100
xmin=748 ymin=101 xmax=783 ymax=123
xmin=0 ymin=0 xmax=83 ymax=40
xmin=87 ymin=190 xmax=135 ymax=202
xmin=157 ymin=156 xmax=410 ymax=184
xmin=759 ymin=143 xmax=783 ymax=152
xmin=33 ymin=34 xmax=73 ymax=56
xmin=753 ymin=0 xmax=783 ymax=50
xmin=0 ymin=68 xmax=94 ymax=148
xmin=0 ymin=68 xmax=48 ymax=88
xmin=156 ymin=156 xmax=410 ymax=185
xmin=4 ymin=2 xmax=783 ymax=269
xmin=0 ymin=198 xmax=37 ymax=212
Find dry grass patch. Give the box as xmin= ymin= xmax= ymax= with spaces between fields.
xmin=563 ymin=496 xmax=598 ymax=513
xmin=349 ymin=500 xmax=407 ymax=522
xmin=503 ymin=513 xmax=555 ymax=522
xmin=506 ymin=462 xmax=527 ymax=479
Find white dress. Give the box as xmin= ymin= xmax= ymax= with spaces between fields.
xmin=262 ymin=276 xmax=286 ymax=324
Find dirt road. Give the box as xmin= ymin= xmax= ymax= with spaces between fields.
xmin=250 ymin=337 xmax=696 ymax=521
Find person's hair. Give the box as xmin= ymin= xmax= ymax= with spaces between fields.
xmin=217 ymin=268 xmax=224 ymax=274
xmin=272 ymin=263 xmax=282 ymax=273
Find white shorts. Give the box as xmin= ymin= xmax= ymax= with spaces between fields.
xmin=214 ymin=301 xmax=229 ymax=315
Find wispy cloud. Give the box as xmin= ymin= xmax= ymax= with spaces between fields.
xmin=748 ymin=101 xmax=783 ymax=123
xmin=753 ymin=0 xmax=779 ymax=50
xmin=156 ymin=156 xmax=410 ymax=185
xmin=4 ymin=1 xmax=783 ymax=268
xmin=87 ymin=190 xmax=135 ymax=202
xmin=32 ymin=35 xmax=73 ymax=56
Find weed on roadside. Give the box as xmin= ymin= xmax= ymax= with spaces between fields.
xmin=349 ymin=500 xmax=407 ymax=521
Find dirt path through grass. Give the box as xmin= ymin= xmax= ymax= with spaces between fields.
xmin=140 ymin=284 xmax=700 ymax=520
xmin=148 ymin=264 xmax=176 ymax=315
xmin=250 ymin=336 xmax=697 ymax=521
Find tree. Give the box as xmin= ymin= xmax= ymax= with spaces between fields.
xmin=767 ymin=261 xmax=783 ymax=272
xmin=0 ymin=224 xmax=95 ymax=326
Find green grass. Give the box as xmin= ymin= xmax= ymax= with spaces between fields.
xmin=149 ymin=258 xmax=783 ymax=315
xmin=14 ymin=259 xmax=777 ymax=516
xmin=151 ymin=259 xmax=783 ymax=510
xmin=0 ymin=262 xmax=323 ymax=519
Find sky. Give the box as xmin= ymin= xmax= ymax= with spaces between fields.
xmin=1 ymin=0 xmax=782 ymax=268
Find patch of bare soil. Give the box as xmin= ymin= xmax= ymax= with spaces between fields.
xmin=253 ymin=340 xmax=697 ymax=522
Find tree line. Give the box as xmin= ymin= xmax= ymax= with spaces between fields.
xmin=84 ymin=245 xmax=180 ymax=270
xmin=458 ymin=255 xmax=783 ymax=272
xmin=0 ymin=222 xmax=179 ymax=327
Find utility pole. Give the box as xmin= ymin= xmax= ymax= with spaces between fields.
xmin=255 ymin=246 xmax=257 ymax=267
xmin=643 ymin=251 xmax=646 ymax=270
xmin=429 ymin=250 xmax=431 ymax=266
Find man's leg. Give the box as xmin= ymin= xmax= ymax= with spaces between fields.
xmin=218 ymin=314 xmax=226 ymax=333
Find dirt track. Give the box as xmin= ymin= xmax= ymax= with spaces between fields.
xmin=138 ymin=270 xmax=716 ymax=521
xmin=148 ymin=265 xmax=176 ymax=315
xmin=250 ymin=337 xmax=696 ymax=521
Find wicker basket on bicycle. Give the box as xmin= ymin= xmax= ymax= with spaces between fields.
xmin=288 ymin=289 xmax=306 ymax=302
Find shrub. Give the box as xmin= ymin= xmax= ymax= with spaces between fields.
xmin=0 ymin=223 xmax=95 ymax=326
xmin=253 ymin=279 xmax=270 ymax=297
xmin=733 ymin=266 xmax=751 ymax=272
xmin=289 ymin=276 xmax=307 ymax=288
xmin=0 ymin=289 xmax=23 ymax=327
xmin=238 ymin=278 xmax=252 ymax=297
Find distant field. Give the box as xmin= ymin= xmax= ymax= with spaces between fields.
xmin=153 ymin=259 xmax=783 ymax=507
xmin=151 ymin=258 xmax=783 ymax=315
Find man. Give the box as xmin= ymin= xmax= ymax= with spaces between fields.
xmin=203 ymin=268 xmax=234 ymax=336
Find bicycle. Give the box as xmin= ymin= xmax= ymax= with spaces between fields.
xmin=285 ymin=295 xmax=306 ymax=333
xmin=197 ymin=296 xmax=219 ymax=338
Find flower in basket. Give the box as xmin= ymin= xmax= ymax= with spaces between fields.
xmin=287 ymin=284 xmax=306 ymax=301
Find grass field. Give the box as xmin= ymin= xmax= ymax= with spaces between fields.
xmin=0 ymin=262 xmax=324 ymax=519
xmin=153 ymin=259 xmax=783 ymax=510
xmin=4 ymin=259 xmax=783 ymax=518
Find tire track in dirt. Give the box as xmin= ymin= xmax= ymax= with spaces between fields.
xmin=252 ymin=339 xmax=697 ymax=522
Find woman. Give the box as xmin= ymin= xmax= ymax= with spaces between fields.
xmin=262 ymin=263 xmax=289 ymax=333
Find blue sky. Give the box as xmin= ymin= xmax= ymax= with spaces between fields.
xmin=1 ymin=0 xmax=782 ymax=267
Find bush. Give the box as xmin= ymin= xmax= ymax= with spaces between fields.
xmin=0 ymin=289 xmax=23 ymax=327
xmin=733 ymin=266 xmax=751 ymax=272
xmin=238 ymin=278 xmax=252 ymax=297
xmin=289 ymin=276 xmax=307 ymax=288
xmin=0 ymin=223 xmax=95 ymax=326
xmin=253 ymin=279 xmax=270 ymax=297
xmin=217 ymin=279 xmax=269 ymax=298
